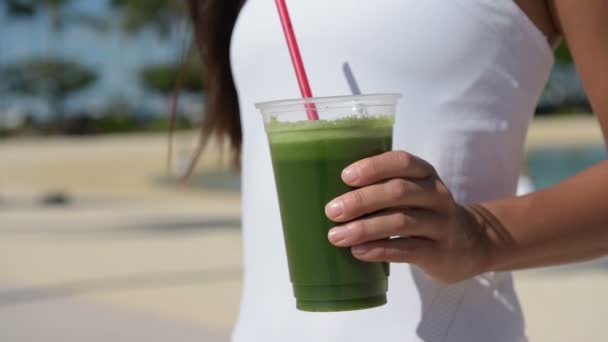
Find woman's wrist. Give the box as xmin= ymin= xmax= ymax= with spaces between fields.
xmin=464 ymin=203 xmax=516 ymax=274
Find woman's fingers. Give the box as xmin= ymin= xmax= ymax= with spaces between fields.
xmin=342 ymin=151 xmax=434 ymax=187
xmin=325 ymin=178 xmax=451 ymax=222
xmin=328 ymin=209 xmax=443 ymax=247
xmin=350 ymin=237 xmax=436 ymax=264
xmin=326 ymin=178 xmax=429 ymax=222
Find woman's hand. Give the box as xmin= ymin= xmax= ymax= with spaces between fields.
xmin=325 ymin=151 xmax=496 ymax=284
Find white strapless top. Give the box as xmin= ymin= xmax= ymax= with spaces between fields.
xmin=230 ymin=1 xmax=553 ymax=341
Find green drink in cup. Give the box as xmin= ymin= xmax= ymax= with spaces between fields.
xmin=256 ymin=93 xmax=401 ymax=312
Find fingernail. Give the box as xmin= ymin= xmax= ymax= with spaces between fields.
xmin=352 ymin=245 xmax=369 ymax=255
xmin=342 ymin=167 xmax=359 ymax=184
xmin=325 ymin=200 xmax=343 ymax=219
xmin=328 ymin=226 xmax=348 ymax=243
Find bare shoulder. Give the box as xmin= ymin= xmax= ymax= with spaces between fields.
xmin=548 ymin=0 xmax=608 ymax=36
xmin=549 ymin=0 xmax=608 ymax=141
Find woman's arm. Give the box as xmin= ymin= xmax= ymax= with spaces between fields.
xmin=325 ymin=0 xmax=608 ymax=283
xmin=482 ymin=161 xmax=608 ymax=272
xmin=481 ymin=0 xmax=608 ymax=272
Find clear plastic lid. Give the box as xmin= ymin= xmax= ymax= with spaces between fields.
xmin=255 ymin=93 xmax=401 ymax=124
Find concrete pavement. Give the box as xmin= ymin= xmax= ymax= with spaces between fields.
xmin=0 ymin=200 xmax=242 ymax=339
xmin=1 ymin=118 xmax=606 ymax=341
xmin=0 ymin=281 xmax=226 ymax=342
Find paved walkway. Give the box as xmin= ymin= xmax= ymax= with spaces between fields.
xmin=1 ymin=119 xmax=606 ymax=341
xmin=0 ymin=199 xmax=242 ymax=340
xmin=526 ymin=115 xmax=604 ymax=148
xmin=0 ymin=281 xmax=225 ymax=342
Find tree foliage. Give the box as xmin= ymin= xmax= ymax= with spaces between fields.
xmin=108 ymin=0 xmax=185 ymax=37
xmin=5 ymin=57 xmax=97 ymax=96
xmin=3 ymin=57 xmax=97 ymax=120
xmin=3 ymin=0 xmax=72 ymax=29
xmin=140 ymin=62 xmax=205 ymax=94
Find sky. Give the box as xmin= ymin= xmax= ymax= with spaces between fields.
xmin=0 ymin=0 xmax=196 ymax=118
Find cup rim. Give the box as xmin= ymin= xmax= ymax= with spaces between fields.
xmin=255 ymin=93 xmax=402 ymax=111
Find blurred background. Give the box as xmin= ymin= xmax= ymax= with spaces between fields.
xmin=0 ymin=1 xmax=605 ymax=341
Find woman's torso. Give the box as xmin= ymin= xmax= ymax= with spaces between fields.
xmin=230 ymin=1 xmax=554 ymax=341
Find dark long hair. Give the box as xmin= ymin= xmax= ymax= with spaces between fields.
xmin=180 ymin=0 xmax=245 ymax=175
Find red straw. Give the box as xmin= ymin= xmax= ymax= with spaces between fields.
xmin=275 ymin=0 xmax=319 ymax=120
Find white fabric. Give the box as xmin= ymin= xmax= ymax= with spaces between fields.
xmin=230 ymin=1 xmax=553 ymax=341
xmin=517 ymin=175 xmax=535 ymax=196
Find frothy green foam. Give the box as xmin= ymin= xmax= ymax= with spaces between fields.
xmin=267 ymin=115 xmax=393 ymax=143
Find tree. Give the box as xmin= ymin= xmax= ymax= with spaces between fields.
xmin=108 ymin=0 xmax=185 ymax=38
xmin=3 ymin=57 xmax=97 ymax=128
xmin=140 ymin=62 xmax=205 ymax=94
xmin=3 ymin=0 xmax=71 ymax=28
xmin=2 ymin=0 xmax=110 ymax=131
xmin=4 ymin=0 xmax=37 ymax=16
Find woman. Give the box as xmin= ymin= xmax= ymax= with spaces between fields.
xmin=187 ymin=0 xmax=608 ymax=341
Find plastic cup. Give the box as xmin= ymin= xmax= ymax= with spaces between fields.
xmin=256 ymin=93 xmax=401 ymax=312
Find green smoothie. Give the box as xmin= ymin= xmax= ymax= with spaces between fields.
xmin=267 ymin=115 xmax=393 ymax=312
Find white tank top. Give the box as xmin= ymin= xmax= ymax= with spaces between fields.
xmin=230 ymin=1 xmax=553 ymax=341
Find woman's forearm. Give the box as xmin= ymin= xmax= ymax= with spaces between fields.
xmin=480 ymin=160 xmax=608 ymax=272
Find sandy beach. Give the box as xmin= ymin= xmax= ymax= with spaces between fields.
xmin=1 ymin=116 xmax=606 ymax=341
